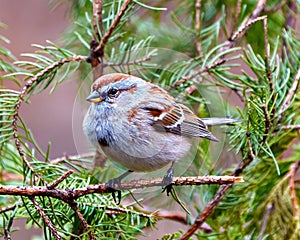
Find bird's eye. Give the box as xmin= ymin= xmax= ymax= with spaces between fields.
xmin=107 ymin=87 xmax=119 ymax=98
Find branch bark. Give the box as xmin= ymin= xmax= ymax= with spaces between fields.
xmin=289 ymin=160 xmax=300 ymax=216
xmin=30 ymin=197 xmax=62 ymax=240
xmin=94 ymin=0 xmax=132 ymax=57
xmin=0 ymin=175 xmax=243 ymax=201
xmin=92 ymin=0 xmax=103 ymax=41
xmin=278 ymin=67 xmax=300 ymax=122
xmin=195 ymin=0 xmax=202 ymax=56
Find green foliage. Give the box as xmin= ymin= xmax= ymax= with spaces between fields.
xmin=1 ymin=0 xmax=300 ymax=239
xmin=0 ymin=23 xmax=19 ymax=86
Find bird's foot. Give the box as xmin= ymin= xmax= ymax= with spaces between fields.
xmin=161 ymin=162 xmax=174 ymax=196
xmin=105 ymin=177 xmax=122 ymax=205
xmin=105 ymin=170 xmax=133 ymax=205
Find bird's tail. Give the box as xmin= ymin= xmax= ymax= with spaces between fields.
xmin=202 ymin=118 xmax=239 ymax=126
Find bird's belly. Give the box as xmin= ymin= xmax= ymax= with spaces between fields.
xmin=102 ymin=133 xmax=192 ymax=172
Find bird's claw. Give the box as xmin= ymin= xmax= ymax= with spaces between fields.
xmin=161 ymin=163 xmax=174 ymax=196
xmin=162 ymin=184 xmax=173 ymax=196
xmin=105 ymin=178 xmax=122 ymax=205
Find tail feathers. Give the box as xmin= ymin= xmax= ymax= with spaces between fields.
xmin=202 ymin=118 xmax=239 ymax=126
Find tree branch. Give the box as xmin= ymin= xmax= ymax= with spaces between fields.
xmin=47 ymin=170 xmax=73 ymax=190
xmin=90 ymin=0 xmax=104 ymax=79
xmin=279 ymin=125 xmax=300 ymax=130
xmin=12 ymin=56 xmax=88 ymax=183
xmin=0 ymin=175 xmax=243 ymax=201
xmin=263 ymin=17 xmax=277 ymax=120
xmin=92 ymin=0 xmax=103 ymax=41
xmin=103 ymin=56 xmax=151 ymax=67
xmin=231 ymin=0 xmax=243 ymax=37
xmin=180 ymin=184 xmax=231 ymax=239
xmin=195 ymin=0 xmax=202 ymax=56
xmin=70 ymin=204 xmax=97 ymax=240
xmin=30 ymin=197 xmax=62 ymax=240
xmin=278 ymin=67 xmax=300 ymax=122
xmin=0 ymin=205 xmax=16 ymax=214
xmin=261 ymin=104 xmax=271 ymax=143
xmin=178 ymin=4 xmax=270 ymax=237
xmin=154 ymin=209 xmax=213 ymax=232
xmin=94 ymin=0 xmax=132 ymax=57
xmin=289 ymin=160 xmax=300 ymax=216
xmin=263 ymin=0 xmax=287 ymax=14
xmin=170 ymin=58 xmax=225 ymax=88
xmin=181 ymin=133 xmax=254 ymax=239
xmin=171 ymin=14 xmax=267 ymax=89
xmin=50 ymin=152 xmax=94 ymax=165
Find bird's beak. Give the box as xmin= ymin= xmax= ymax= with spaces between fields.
xmin=86 ymin=91 xmax=103 ymax=103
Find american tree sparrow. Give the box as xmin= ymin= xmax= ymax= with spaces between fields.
xmin=83 ymin=73 xmax=236 ymax=200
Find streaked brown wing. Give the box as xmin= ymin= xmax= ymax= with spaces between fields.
xmin=177 ymin=104 xmax=218 ymax=141
xmin=142 ymin=102 xmax=218 ymax=141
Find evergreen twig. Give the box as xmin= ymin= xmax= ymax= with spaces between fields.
xmin=94 ymin=0 xmax=132 ymax=56
xmin=30 ymin=196 xmax=62 ymax=240
xmin=47 ymin=170 xmax=74 ymax=190
xmin=12 ymin=55 xmax=88 ymax=183
xmin=0 ymin=205 xmax=16 ymax=214
xmin=70 ymin=204 xmax=97 ymax=240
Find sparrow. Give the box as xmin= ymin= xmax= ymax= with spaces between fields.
xmin=83 ymin=73 xmax=236 ymax=201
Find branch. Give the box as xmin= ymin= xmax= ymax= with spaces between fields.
xmin=289 ymin=160 xmax=300 ymax=216
xmin=225 ymin=15 xmax=267 ymax=52
xmin=278 ymin=67 xmax=300 ymax=122
xmin=0 ymin=175 xmax=243 ymax=201
xmin=279 ymin=125 xmax=300 ymax=130
xmin=249 ymin=0 xmax=266 ymax=20
xmin=181 ymin=134 xmax=254 ymax=239
xmin=94 ymin=0 xmax=132 ymax=56
xmin=180 ymin=184 xmax=231 ymax=239
xmin=30 ymin=197 xmax=62 ymax=240
xmin=171 ymin=13 xmax=266 ymax=89
xmin=12 ymin=56 xmax=88 ymax=183
xmin=0 ymin=205 xmax=16 ymax=214
xmin=170 ymin=58 xmax=225 ymax=88
xmin=50 ymin=152 xmax=94 ymax=165
xmin=195 ymin=0 xmax=202 ymax=56
xmin=103 ymin=175 xmax=243 ymax=191
xmin=282 ymin=2 xmax=298 ymax=60
xmin=246 ymin=132 xmax=256 ymax=162
xmin=47 ymin=170 xmax=73 ymax=190
xmin=261 ymin=104 xmax=271 ymax=143
xmin=70 ymin=204 xmax=97 ymax=240
xmin=263 ymin=17 xmax=277 ymax=120
xmin=231 ymin=0 xmax=243 ymax=37
xmin=103 ymin=56 xmax=151 ymax=67
xmin=92 ymin=0 xmax=103 ymax=41
xmin=90 ymin=0 xmax=104 ymax=79
xmin=263 ymin=0 xmax=287 ymax=13
xmin=154 ymin=209 xmax=213 ymax=232
xmin=221 ymin=0 xmax=267 ymax=53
